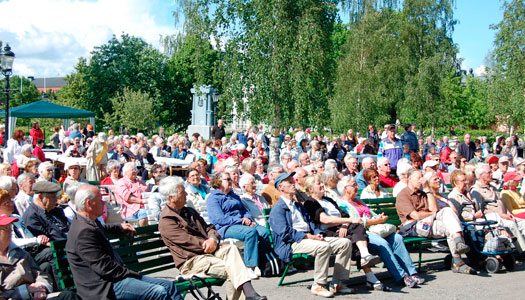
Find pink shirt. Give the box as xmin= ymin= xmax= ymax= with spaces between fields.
xmin=114 ymin=176 xmax=149 ymax=219
xmin=351 ymin=200 xmax=372 ymax=218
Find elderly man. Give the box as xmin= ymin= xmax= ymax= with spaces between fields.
xmin=22 ymin=181 xmax=69 ymax=243
xmin=14 ymin=173 xmax=35 ymax=215
xmin=115 ymin=162 xmax=149 ymax=226
xmin=150 ymin=137 xmax=168 ymax=158
xmin=493 ymin=156 xmax=510 ymax=189
xmin=261 ymin=164 xmax=285 ymax=206
xmin=396 ymin=169 xmax=476 ymax=275
xmin=342 ymin=155 xmax=358 ymax=177
xmin=470 ymin=163 xmax=525 ymax=253
xmin=287 ymin=160 xmax=299 ymax=173
xmin=378 ymin=125 xmax=403 ymax=171
xmin=158 ymin=177 xmax=266 ymax=300
xmin=66 ymin=185 xmax=181 ymax=300
xmin=298 ymin=152 xmax=311 ymax=167
xmin=269 ymin=173 xmax=353 ymax=297
xmin=280 ymin=153 xmax=293 ymax=172
xmin=457 ymin=133 xmax=476 ymax=162
xmin=355 ymin=157 xmax=377 ymax=189
xmin=212 ymin=119 xmax=226 ymax=141
xmin=293 ymin=167 xmax=309 ymax=203
xmin=377 ymin=157 xmax=399 ymax=188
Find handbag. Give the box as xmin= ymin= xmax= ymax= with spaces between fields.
xmin=188 ymin=275 xmax=223 ymax=300
xmin=415 ymin=215 xmax=435 ymax=238
xmin=368 ymin=223 xmax=397 ymax=238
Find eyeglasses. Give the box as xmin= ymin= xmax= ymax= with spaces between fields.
xmin=346 ymin=183 xmax=358 ymax=188
xmin=222 ymin=178 xmax=232 ymax=182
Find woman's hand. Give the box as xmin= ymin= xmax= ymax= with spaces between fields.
xmin=376 ymin=213 xmax=389 ymax=224
xmin=338 ymin=227 xmax=348 ymax=238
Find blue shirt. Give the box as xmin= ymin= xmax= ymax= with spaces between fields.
xmin=207 ymin=190 xmax=252 ymax=238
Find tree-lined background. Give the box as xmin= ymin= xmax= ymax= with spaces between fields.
xmin=1 ymin=0 xmax=523 ymax=135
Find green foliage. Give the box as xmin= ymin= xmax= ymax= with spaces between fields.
xmin=488 ymin=0 xmax=525 ymax=127
xmin=104 ymin=88 xmax=158 ymax=132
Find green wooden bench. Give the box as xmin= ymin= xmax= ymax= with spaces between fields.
xmin=360 ymin=197 xmax=447 ymax=271
xmin=50 ymin=224 xmax=225 ymax=298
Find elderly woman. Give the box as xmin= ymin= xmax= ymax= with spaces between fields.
xmin=239 ymin=173 xmax=269 ymax=226
xmin=17 ymin=144 xmax=40 ymax=169
xmin=37 ymin=162 xmax=57 ymax=183
xmin=61 ymin=137 xmax=73 ymax=154
xmin=171 ymin=141 xmax=188 ymax=160
xmin=500 ymin=171 xmax=525 ymax=219
xmin=114 ymin=162 xmax=149 ymax=226
xmin=225 ymin=165 xmax=243 ymax=195
xmin=322 ymin=168 xmax=340 ymax=200
xmin=24 ymin=160 xmax=40 ymax=178
xmin=422 ymin=171 xmax=458 ymax=215
xmin=4 ymin=129 xmax=26 ymax=164
xmin=0 ymin=163 xmax=13 ymax=176
xmin=393 ymin=161 xmax=413 ymax=197
xmin=206 ymin=172 xmax=270 ymax=279
xmin=62 ymin=161 xmax=87 ymax=192
xmin=336 ymin=176 xmax=423 ymax=288
xmin=110 ymin=144 xmax=129 ymax=165
xmin=100 ymin=160 xmax=122 ymax=185
xmin=360 ymin=169 xmax=387 ymax=199
xmin=307 ymin=140 xmax=323 ymax=162
xmin=184 ymin=168 xmax=209 ymax=217
xmin=251 ymin=140 xmax=268 ymax=164
xmin=301 ymin=175 xmax=384 ymax=290
xmin=254 ymin=158 xmax=267 ymax=183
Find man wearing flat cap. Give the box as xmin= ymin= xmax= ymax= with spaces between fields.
xmin=22 ymin=181 xmax=70 ymax=242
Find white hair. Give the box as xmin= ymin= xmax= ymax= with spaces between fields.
xmin=239 ymin=173 xmax=255 ymax=189
xmin=17 ymin=173 xmax=35 ymax=186
xmin=38 ymin=161 xmax=54 ymax=175
xmin=158 ymin=176 xmax=185 ymax=200
xmin=377 ymin=157 xmax=389 ymax=166
xmin=324 ymin=159 xmax=337 ymax=170
xmin=66 ymin=182 xmax=88 ymax=204
xmin=106 ymin=160 xmax=121 ymax=172
xmin=21 ymin=144 xmax=32 ymax=154
xmin=361 ymin=156 xmax=375 ymax=166
xmin=223 ymin=157 xmax=237 ymax=167
xmin=344 ymin=154 xmax=357 ymax=164
xmin=268 ymin=164 xmax=284 ymax=175
xmin=475 ymin=163 xmax=490 ymax=179
xmin=396 ymin=161 xmax=413 ymax=177
xmin=337 ymin=175 xmax=355 ymax=195
xmin=0 ymin=176 xmax=16 ymax=191
xmin=122 ymin=162 xmax=137 ymax=174
xmin=74 ymin=185 xmax=97 ymax=211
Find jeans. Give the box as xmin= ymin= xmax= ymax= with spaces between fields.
xmin=113 ymin=275 xmax=182 ymax=300
xmin=368 ymin=232 xmax=417 ymax=282
xmin=224 ymin=224 xmax=269 ymax=267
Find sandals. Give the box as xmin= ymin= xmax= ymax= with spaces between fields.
xmin=452 ymin=261 xmax=478 ymax=275
xmin=366 ymin=281 xmax=392 ymax=292
xmin=455 ymin=242 xmax=471 ymax=255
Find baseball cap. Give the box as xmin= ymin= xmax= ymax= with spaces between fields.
xmin=0 ymin=214 xmax=18 ymax=226
xmin=274 ymin=172 xmax=296 ymax=189
xmin=499 ymin=156 xmax=510 ymax=164
xmin=422 ymin=160 xmax=439 ymax=169
xmin=503 ymin=171 xmax=523 ymax=183
xmin=488 ymin=156 xmax=499 ymax=165
xmin=387 ymin=124 xmax=396 ymax=131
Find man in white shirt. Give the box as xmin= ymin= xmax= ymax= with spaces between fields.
xmin=14 ymin=173 xmax=35 ymax=215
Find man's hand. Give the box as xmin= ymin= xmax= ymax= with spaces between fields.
xmin=28 ymin=283 xmax=47 ymax=299
xmin=338 ymin=227 xmax=348 ymax=238
xmin=241 ymin=218 xmax=253 ymax=226
xmin=350 ymin=218 xmax=363 ymax=224
xmin=121 ymin=223 xmax=136 ymax=236
xmin=37 ymin=235 xmax=50 ymax=245
xmin=474 ymin=211 xmax=484 ymax=219
xmin=500 ymin=213 xmax=514 ymax=221
xmin=202 ymin=238 xmax=218 ymax=254
xmin=306 ymin=233 xmax=324 ymax=241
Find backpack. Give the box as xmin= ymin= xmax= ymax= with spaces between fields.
xmin=259 ymin=250 xmax=287 ymax=277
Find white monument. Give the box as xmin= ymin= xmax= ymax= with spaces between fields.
xmin=187 ymin=85 xmax=219 ymax=140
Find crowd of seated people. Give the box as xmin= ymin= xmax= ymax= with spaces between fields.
xmin=2 ymin=121 xmax=525 ymax=298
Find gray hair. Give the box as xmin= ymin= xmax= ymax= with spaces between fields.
xmin=0 ymin=176 xmax=16 ymax=191
xmin=343 ymin=154 xmax=357 ymax=164
xmin=267 ymin=164 xmax=284 ymax=175
xmin=21 ymin=144 xmax=32 ymax=154
xmin=122 ymin=162 xmax=137 ymax=174
xmin=324 ymin=159 xmax=337 ymax=170
xmin=239 ymin=173 xmax=255 ymax=189
xmin=38 ymin=161 xmax=54 ymax=175
xmin=106 ymin=160 xmax=121 ymax=172
xmin=322 ymin=168 xmax=339 ymax=185
xmin=407 ymin=168 xmax=422 ymax=179
xmin=225 ymin=165 xmax=239 ymax=174
xmin=396 ymin=161 xmax=413 ymax=177
xmin=241 ymin=158 xmax=255 ymax=173
xmin=72 ymin=123 xmax=79 ymax=130
xmin=17 ymin=173 xmax=35 ymax=186
xmin=337 ymin=175 xmax=355 ymax=195
xmin=158 ymin=176 xmax=185 ymax=200
xmin=74 ymin=185 xmax=97 ymax=211
xmin=140 ymin=147 xmax=149 ymax=155
xmin=65 ymin=182 xmax=88 ymax=203
xmin=361 ymin=156 xmax=375 ymax=166
xmin=310 ymin=140 xmax=319 ymax=148
xmin=475 ymin=163 xmax=490 ymax=179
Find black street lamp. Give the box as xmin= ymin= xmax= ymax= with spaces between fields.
xmin=0 ymin=44 xmax=15 ymax=147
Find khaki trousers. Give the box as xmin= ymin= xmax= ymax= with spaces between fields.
xmin=180 ymin=245 xmax=250 ymax=300
xmin=431 ymin=207 xmax=463 ymax=256
xmin=291 ymin=237 xmax=352 ymax=285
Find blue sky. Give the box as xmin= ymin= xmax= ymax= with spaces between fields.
xmin=0 ymin=0 xmax=506 ymax=77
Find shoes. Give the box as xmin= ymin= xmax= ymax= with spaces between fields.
xmin=429 ymin=243 xmax=449 ymax=253
xmin=247 ymin=267 xmax=259 ymax=280
xmin=329 ymin=282 xmax=355 ymax=295
xmin=253 ymin=266 xmax=262 ymax=277
xmin=455 ymin=242 xmax=471 ymax=255
xmin=246 ymin=296 xmax=267 ymax=300
xmin=366 ymin=281 xmax=392 ymax=292
xmin=403 ymin=275 xmax=417 ymax=288
xmin=288 ymin=265 xmax=298 ymax=274
xmin=311 ymin=284 xmax=334 ymax=298
xmin=410 ymin=275 xmax=425 ymax=285
xmin=360 ymin=254 xmax=381 ymax=269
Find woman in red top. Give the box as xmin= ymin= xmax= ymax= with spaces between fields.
xmin=29 ymin=121 xmax=44 ymax=146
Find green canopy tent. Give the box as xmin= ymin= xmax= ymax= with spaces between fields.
xmin=0 ymin=100 xmax=96 ymax=139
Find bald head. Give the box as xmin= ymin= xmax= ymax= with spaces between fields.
xmin=362 ymin=157 xmax=377 ymax=170
xmin=298 ymin=153 xmax=310 ymax=166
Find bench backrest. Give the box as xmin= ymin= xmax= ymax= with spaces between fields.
xmin=51 ymin=224 xmax=174 ymax=290
xmin=360 ymin=197 xmax=400 ymax=226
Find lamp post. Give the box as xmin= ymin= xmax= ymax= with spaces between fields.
xmin=0 ymin=44 xmax=15 ymax=147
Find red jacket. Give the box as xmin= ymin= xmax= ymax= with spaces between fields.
xmin=30 ymin=128 xmax=44 ymax=145
xmin=440 ymin=146 xmax=452 ymax=164
xmin=379 ymin=174 xmax=399 ymax=188
xmin=32 ymin=146 xmax=46 ymax=162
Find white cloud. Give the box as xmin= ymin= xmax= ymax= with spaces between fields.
xmin=0 ymin=0 xmax=178 ymax=77
xmin=473 ymin=65 xmax=487 ymax=77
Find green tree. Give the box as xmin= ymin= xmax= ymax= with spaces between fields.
xmin=488 ymin=0 xmax=525 ymax=128
xmin=104 ymin=88 xmax=158 ymax=133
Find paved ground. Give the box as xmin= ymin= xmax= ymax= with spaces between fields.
xmin=153 ymin=250 xmax=525 ymax=300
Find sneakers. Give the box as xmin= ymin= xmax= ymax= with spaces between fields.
xmin=410 ymin=275 xmax=425 ymax=285
xmin=403 ymin=275 xmax=417 ymax=288
xmin=360 ymin=254 xmax=381 ymax=269
xmin=247 ymin=267 xmax=259 ymax=280
xmin=311 ymin=284 xmax=334 ymax=298
xmin=329 ymin=282 xmax=355 ymax=295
